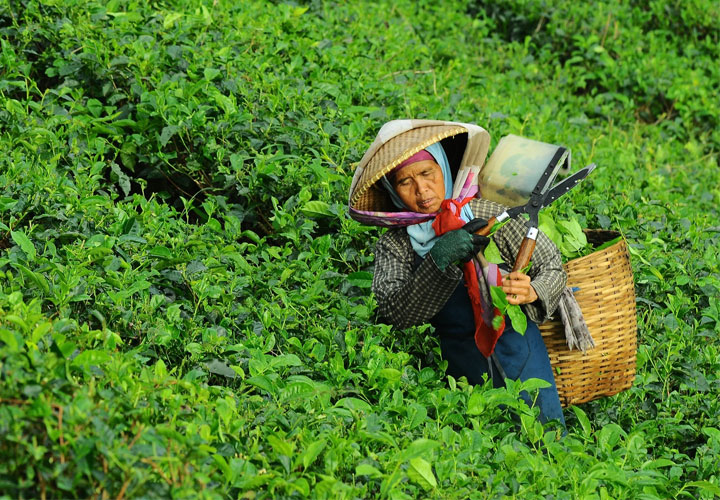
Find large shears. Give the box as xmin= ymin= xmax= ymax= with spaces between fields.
xmin=475 ymin=148 xmax=596 ymax=271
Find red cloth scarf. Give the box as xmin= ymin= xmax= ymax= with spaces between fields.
xmin=432 ymin=198 xmax=506 ymax=357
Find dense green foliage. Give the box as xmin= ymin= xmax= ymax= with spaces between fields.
xmin=1 ymin=0 xmax=719 ymax=498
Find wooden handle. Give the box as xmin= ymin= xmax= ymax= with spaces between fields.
xmin=474 ymin=216 xmax=497 ymax=237
xmin=512 ymin=237 xmax=536 ymax=272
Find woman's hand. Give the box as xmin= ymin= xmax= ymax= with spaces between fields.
xmin=429 ymin=227 xmax=489 ymax=271
xmin=502 ymin=272 xmax=538 ymax=305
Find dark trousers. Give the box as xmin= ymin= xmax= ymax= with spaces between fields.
xmin=440 ymin=318 xmax=566 ymax=426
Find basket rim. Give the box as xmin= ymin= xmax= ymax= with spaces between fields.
xmin=568 ymin=229 xmax=626 ymax=266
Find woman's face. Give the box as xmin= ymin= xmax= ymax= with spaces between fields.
xmin=392 ymin=160 xmax=446 ymax=213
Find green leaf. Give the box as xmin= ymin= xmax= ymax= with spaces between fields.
xmin=185 ymin=342 xmax=203 ymax=356
xmin=356 ymin=464 xmax=383 ymax=478
xmin=52 ymin=334 xmax=77 ymax=359
xmin=540 ymin=213 xmax=590 ymax=258
xmin=110 ymin=163 xmax=131 ymax=196
xmin=538 ymin=214 xmax=560 ymax=244
xmin=267 ymin=434 xmax=294 ymax=457
xmin=558 ymin=218 xmax=586 ymax=243
xmin=647 ymin=265 xmax=664 ymax=281
xmin=12 ymin=262 xmax=49 ymax=294
xmin=241 ymin=230 xmax=261 ymax=244
xmin=641 ymin=458 xmax=676 ymax=469
xmin=0 ymin=196 xmax=18 ymax=211
xmin=160 ymin=125 xmax=178 ymax=146
xmin=466 ymin=390 xmax=485 ymax=415
xmin=72 ymin=349 xmax=111 ymax=369
xmin=490 ymin=286 xmax=508 ymax=311
xmin=0 ymin=329 xmax=21 ymax=353
xmin=685 ymin=481 xmax=720 ymax=495
xmin=483 ymin=239 xmax=504 ymax=264
xmin=301 ymin=200 xmax=333 ymax=218
xmin=213 ymin=454 xmax=231 ymax=480
xmin=206 ymin=359 xmax=237 ymax=378
xmin=272 ymin=353 xmax=303 ymax=368
xmin=519 ymin=378 xmax=550 ymax=392
xmin=149 ymin=246 xmax=173 ymax=258
xmin=87 ymin=98 xmax=103 ymax=118
xmin=572 ymin=406 xmax=592 ymax=435
xmin=702 ymin=427 xmax=720 ymax=443
xmin=488 ymin=218 xmax=510 ymax=236
xmin=163 ymin=11 xmax=182 ymax=29
xmin=492 ymin=315 xmax=504 ymax=330
xmin=204 ymin=67 xmax=221 ymax=81
xmin=289 ymin=478 xmax=310 ymax=497
xmin=247 ymin=375 xmax=274 ymax=394
xmin=335 ymin=397 xmax=372 ymax=413
xmin=507 ymin=304 xmax=527 ymax=334
xmin=31 ymin=322 xmax=52 ymax=345
xmin=11 ymin=230 xmax=36 ymax=260
xmin=301 ymin=439 xmax=326 ymax=469
xmin=406 ymin=403 xmax=427 ymax=429
xmin=592 ymin=236 xmax=622 ymax=253
xmin=378 ymin=368 xmax=401 ymax=381
xmin=4 ymin=314 xmax=28 ymax=331
xmin=396 ymin=438 xmax=440 ymax=463
xmin=597 ymin=423 xmax=624 ymax=450
xmin=347 ymin=271 xmax=373 ymax=288
xmin=407 ymin=457 xmax=437 ymax=490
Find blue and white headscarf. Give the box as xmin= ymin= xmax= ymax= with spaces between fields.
xmin=381 ymin=142 xmax=475 ymax=256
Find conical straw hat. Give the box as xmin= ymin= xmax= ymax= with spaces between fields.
xmin=348 ymin=120 xmax=490 ymax=213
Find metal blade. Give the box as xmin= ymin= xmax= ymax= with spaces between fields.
xmin=531 ymin=147 xmax=570 ymax=197
xmin=538 ymin=148 xmax=570 ymax=195
xmin=506 ymin=204 xmax=527 ymax=219
xmin=541 ymin=163 xmax=596 ymax=209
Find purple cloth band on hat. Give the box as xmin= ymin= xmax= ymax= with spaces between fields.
xmin=391 ymin=149 xmax=434 ymax=174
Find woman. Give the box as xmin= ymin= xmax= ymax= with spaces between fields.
xmin=349 ymin=120 xmax=567 ymax=425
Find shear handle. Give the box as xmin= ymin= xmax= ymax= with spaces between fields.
xmin=474 ymin=216 xmax=496 ymax=236
xmin=512 ymin=227 xmax=539 ymax=272
xmin=472 ymin=210 xmax=515 ymax=237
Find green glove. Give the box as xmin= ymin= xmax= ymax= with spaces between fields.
xmin=430 ymin=230 xmax=475 ymax=271
xmin=430 ymin=219 xmax=491 ymax=271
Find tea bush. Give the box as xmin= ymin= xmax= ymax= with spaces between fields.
xmin=1 ymin=0 xmax=719 ymax=498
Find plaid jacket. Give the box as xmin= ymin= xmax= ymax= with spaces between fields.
xmin=372 ymin=198 xmax=567 ymax=330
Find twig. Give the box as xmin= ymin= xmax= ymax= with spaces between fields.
xmin=600 ymin=13 xmax=612 ymax=47
xmin=140 ymin=458 xmax=173 ymax=485
xmin=128 ymin=424 xmax=144 ymax=449
xmin=381 ymin=69 xmax=434 ymax=79
xmin=37 ymin=466 xmax=46 ymax=500
xmin=0 ymin=398 xmax=30 ymax=405
xmin=159 ymin=167 xmax=193 ymax=199
xmin=57 ymin=405 xmax=65 ymax=464
xmin=115 ymin=476 xmax=132 ymax=500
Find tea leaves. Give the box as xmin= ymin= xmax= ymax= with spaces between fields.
xmin=1 ymin=0 xmax=719 ymax=498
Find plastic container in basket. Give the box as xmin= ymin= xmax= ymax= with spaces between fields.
xmin=539 ymin=230 xmax=637 ymax=407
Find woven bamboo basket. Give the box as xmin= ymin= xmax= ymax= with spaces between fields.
xmin=539 ymin=229 xmax=637 ymax=407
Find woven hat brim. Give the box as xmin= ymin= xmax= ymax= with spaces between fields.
xmin=349 ymin=124 xmax=468 ymax=210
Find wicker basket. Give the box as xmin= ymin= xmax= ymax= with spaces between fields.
xmin=539 ymin=230 xmax=637 ymax=407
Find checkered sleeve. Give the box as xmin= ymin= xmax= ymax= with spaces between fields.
xmin=372 ymin=229 xmax=463 ymax=329
xmin=469 ymin=199 xmax=567 ymax=323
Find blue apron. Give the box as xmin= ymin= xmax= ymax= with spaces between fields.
xmin=421 ymin=258 xmax=565 ymax=425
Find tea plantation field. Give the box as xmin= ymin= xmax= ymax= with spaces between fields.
xmin=1 ymin=0 xmax=719 ymax=498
